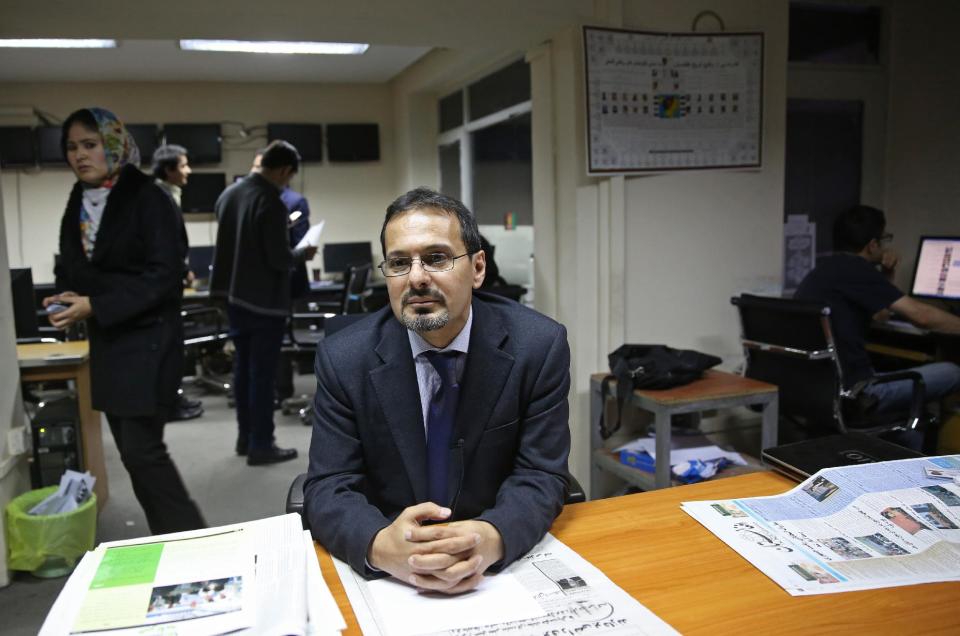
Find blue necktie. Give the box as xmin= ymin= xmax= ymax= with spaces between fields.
xmin=423 ymin=351 xmax=460 ymax=506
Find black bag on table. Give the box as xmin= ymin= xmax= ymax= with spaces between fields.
xmin=598 ymin=344 xmax=722 ymax=439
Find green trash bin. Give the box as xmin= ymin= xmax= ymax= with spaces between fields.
xmin=5 ymin=485 xmax=97 ymax=578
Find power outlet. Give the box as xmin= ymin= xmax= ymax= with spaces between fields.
xmin=7 ymin=426 xmax=30 ymax=456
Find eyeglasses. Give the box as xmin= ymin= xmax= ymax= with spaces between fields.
xmin=378 ymin=252 xmax=473 ymax=277
xmin=878 ymin=233 xmax=894 ymax=245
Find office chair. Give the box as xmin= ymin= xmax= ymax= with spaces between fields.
xmin=181 ymin=304 xmax=232 ymax=394
xmin=280 ymin=300 xmax=371 ymax=420
xmin=285 ymin=473 xmax=587 ymax=530
xmin=731 ymin=293 xmax=927 ymax=441
xmin=309 ymin=263 xmax=372 ymax=316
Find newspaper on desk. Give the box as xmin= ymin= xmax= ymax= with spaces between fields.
xmin=38 ymin=513 xmax=346 ymax=636
xmin=333 ymin=533 xmax=679 ymax=636
xmin=682 ymin=454 xmax=960 ymax=595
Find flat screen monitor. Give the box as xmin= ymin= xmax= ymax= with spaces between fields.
xmin=127 ymin=124 xmax=159 ymax=166
xmin=0 ymin=126 xmax=37 ymax=168
xmin=10 ymin=267 xmax=39 ymax=339
xmin=163 ymin=123 xmax=221 ymax=164
xmin=180 ymin=172 xmax=226 ymax=213
xmin=267 ymin=124 xmax=323 ymax=162
xmin=911 ymin=236 xmax=960 ymax=300
xmin=187 ymin=246 xmax=215 ymax=283
xmin=326 ymin=123 xmax=379 ymax=162
xmin=36 ymin=126 xmax=65 ymax=165
xmin=323 ymin=242 xmax=373 ymax=276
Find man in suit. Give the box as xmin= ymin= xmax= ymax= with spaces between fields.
xmin=304 ymin=187 xmax=571 ymax=594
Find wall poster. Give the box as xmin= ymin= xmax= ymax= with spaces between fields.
xmin=584 ymin=26 xmax=764 ymax=175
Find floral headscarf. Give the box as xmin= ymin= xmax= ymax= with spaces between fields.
xmin=85 ymin=107 xmax=140 ymax=176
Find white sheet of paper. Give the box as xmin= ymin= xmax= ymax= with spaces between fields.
xmin=296 ymin=221 xmax=325 ymax=249
xmin=365 ymin=570 xmax=545 ymax=636
xmin=303 ymin=530 xmax=346 ymax=634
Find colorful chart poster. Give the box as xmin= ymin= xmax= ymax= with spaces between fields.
xmin=584 ymin=26 xmax=764 ymax=174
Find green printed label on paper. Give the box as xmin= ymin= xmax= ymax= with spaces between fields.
xmin=90 ymin=543 xmax=165 ymax=589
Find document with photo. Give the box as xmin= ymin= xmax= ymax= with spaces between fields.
xmin=682 ymin=455 xmax=960 ymax=595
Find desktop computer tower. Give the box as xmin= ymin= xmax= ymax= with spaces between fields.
xmin=28 ymin=394 xmax=82 ymax=488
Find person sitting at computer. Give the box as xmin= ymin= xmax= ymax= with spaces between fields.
xmin=795 ymin=205 xmax=960 ymax=438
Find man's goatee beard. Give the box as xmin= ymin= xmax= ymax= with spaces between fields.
xmin=401 ymin=310 xmax=450 ymax=332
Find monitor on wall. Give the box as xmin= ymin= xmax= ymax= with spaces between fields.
xmin=36 ymin=126 xmax=66 ymax=166
xmin=911 ymin=236 xmax=960 ymax=301
xmin=267 ymin=123 xmax=323 ymax=162
xmin=0 ymin=126 xmax=37 ymax=168
xmin=180 ymin=172 xmax=226 ymax=213
xmin=127 ymin=124 xmax=160 ymax=166
xmin=326 ymin=123 xmax=380 ymax=162
xmin=163 ymin=123 xmax=221 ymax=164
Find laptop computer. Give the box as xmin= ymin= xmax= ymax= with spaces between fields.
xmin=762 ymin=432 xmax=923 ymax=482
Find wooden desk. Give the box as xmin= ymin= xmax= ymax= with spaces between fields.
xmin=313 ymin=472 xmax=960 ymax=635
xmin=590 ymin=370 xmax=778 ymax=491
xmin=17 ymin=341 xmax=108 ymax=510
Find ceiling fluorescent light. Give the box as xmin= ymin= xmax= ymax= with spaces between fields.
xmin=0 ymin=39 xmax=116 ymax=49
xmin=179 ymin=40 xmax=369 ymax=55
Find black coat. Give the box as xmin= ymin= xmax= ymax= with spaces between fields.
xmin=56 ymin=164 xmax=186 ymax=418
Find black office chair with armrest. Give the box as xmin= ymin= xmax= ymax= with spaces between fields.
xmin=731 ymin=294 xmax=927 ymax=441
xmin=182 ymin=304 xmax=232 ymax=394
xmin=285 ymin=472 xmax=587 ymax=530
xmin=309 ymin=263 xmax=372 ymax=316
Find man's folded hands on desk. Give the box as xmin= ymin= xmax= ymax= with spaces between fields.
xmin=368 ymin=501 xmax=505 ymax=594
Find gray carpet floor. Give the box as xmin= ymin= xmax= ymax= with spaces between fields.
xmin=0 ymin=378 xmax=315 ymax=635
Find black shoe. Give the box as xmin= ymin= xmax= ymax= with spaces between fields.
xmin=171 ymin=405 xmax=204 ymax=421
xmin=247 ymin=445 xmax=298 ymax=466
xmin=179 ymin=395 xmax=203 ymax=410
xmin=235 ymin=439 xmax=248 ymax=456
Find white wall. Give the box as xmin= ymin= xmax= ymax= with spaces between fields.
xmin=0 ymin=170 xmax=32 ymax=588
xmin=0 ymin=82 xmax=398 ymax=282
xmin=884 ymin=0 xmax=960 ymax=290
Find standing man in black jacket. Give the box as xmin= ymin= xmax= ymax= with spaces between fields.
xmin=210 ymin=141 xmax=316 ymax=465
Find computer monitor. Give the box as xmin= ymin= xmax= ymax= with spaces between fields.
xmin=127 ymin=124 xmax=160 ymax=166
xmin=180 ymin=172 xmax=226 ymax=213
xmin=188 ymin=246 xmax=215 ymax=283
xmin=323 ymin=242 xmax=373 ymax=277
xmin=162 ymin=123 xmax=222 ymax=164
xmin=911 ymin=236 xmax=960 ymax=301
xmin=10 ymin=268 xmax=39 ymax=339
xmin=0 ymin=126 xmax=37 ymax=168
xmin=326 ymin=124 xmax=380 ymax=162
xmin=36 ymin=126 xmax=66 ymax=166
xmin=267 ymin=124 xmax=323 ymax=162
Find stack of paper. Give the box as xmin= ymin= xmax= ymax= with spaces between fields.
xmin=38 ymin=513 xmax=345 ymax=636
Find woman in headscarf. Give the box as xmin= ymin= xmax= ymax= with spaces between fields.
xmin=43 ymin=108 xmax=205 ymax=534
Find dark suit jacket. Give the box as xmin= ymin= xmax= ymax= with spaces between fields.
xmin=55 ymin=164 xmax=185 ymax=418
xmin=303 ymin=293 xmax=571 ymax=577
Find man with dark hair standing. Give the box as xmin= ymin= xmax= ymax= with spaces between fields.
xmin=152 ymin=143 xmax=204 ymax=421
xmin=796 ymin=205 xmax=960 ymax=428
xmin=211 ymin=140 xmax=316 ymax=465
xmin=304 ymin=187 xmax=571 ymax=593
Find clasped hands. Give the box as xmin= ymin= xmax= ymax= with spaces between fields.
xmin=42 ymin=291 xmax=93 ymax=329
xmin=368 ymin=502 xmax=503 ymax=595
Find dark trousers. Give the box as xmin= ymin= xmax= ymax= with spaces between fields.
xmin=105 ymin=413 xmax=205 ymax=534
xmin=228 ymin=304 xmax=286 ymax=452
